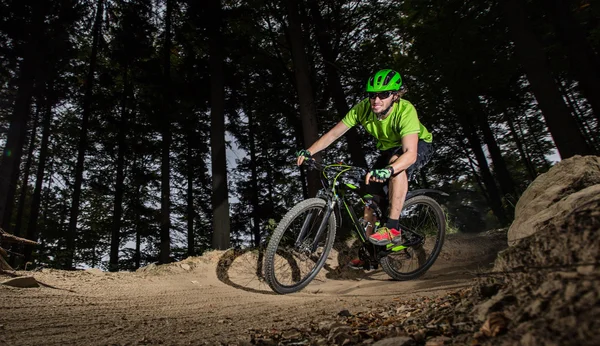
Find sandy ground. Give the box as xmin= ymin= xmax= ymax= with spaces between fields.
xmin=0 ymin=231 xmax=507 ymax=346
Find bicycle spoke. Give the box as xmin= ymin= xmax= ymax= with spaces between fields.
xmin=264 ymin=198 xmax=336 ymax=293
xmin=380 ymin=196 xmax=446 ymax=280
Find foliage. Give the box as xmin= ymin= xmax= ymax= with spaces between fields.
xmin=0 ymin=0 xmax=597 ymax=270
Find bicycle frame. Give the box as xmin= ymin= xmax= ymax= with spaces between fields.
xmin=264 ymin=160 xmax=448 ymax=293
xmin=303 ymin=159 xmax=448 ymax=263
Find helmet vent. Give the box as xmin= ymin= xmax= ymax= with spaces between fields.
xmin=383 ymin=70 xmax=395 ymax=85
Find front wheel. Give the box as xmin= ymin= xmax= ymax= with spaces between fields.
xmin=381 ymin=195 xmax=446 ymax=280
xmin=263 ymin=198 xmax=337 ymax=294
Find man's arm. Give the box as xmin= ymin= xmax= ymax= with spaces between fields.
xmin=297 ymin=121 xmax=351 ymax=165
xmin=388 ymin=133 xmax=418 ymax=173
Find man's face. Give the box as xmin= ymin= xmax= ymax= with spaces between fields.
xmin=368 ymin=91 xmax=396 ymax=114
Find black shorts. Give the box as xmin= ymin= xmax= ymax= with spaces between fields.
xmin=366 ymin=140 xmax=433 ymax=196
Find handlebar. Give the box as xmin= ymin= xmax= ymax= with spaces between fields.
xmin=302 ymin=157 xmax=367 ymax=179
xmin=301 ymin=157 xmax=382 ymax=217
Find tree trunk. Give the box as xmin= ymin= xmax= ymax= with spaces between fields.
xmin=460 ymin=118 xmax=509 ymax=225
xmin=286 ymin=0 xmax=321 ymax=197
xmin=559 ymin=80 xmax=599 ymax=152
xmin=65 ymin=0 xmax=104 ymax=269
xmin=247 ymin=110 xmax=261 ymax=247
xmin=306 ymin=0 xmax=367 ymax=168
xmin=0 ymin=55 xmax=36 ymax=232
xmin=504 ymin=112 xmax=537 ymax=181
xmin=503 ymin=0 xmax=595 ymax=158
xmin=473 ymin=109 xmax=518 ymax=198
xmin=159 ymin=0 xmax=173 ymax=263
xmin=186 ymin=124 xmax=195 ymax=257
xmin=9 ymin=99 xmax=41 ymax=268
xmin=464 ymin=149 xmax=493 ymax=209
xmin=12 ymin=102 xmax=40 ymax=239
xmin=133 ymin=154 xmax=142 ymax=269
xmin=523 ymin=114 xmax=553 ymax=172
xmin=109 ymin=68 xmax=129 ymax=272
xmin=23 ymin=88 xmax=53 ymax=264
xmin=549 ymin=0 xmax=600 ymax=123
xmin=0 ymin=3 xmax=45 ymax=231
xmin=208 ymin=0 xmax=231 ymax=250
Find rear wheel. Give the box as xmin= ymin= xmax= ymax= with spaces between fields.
xmin=381 ymin=195 xmax=445 ymax=280
xmin=263 ymin=198 xmax=336 ymax=294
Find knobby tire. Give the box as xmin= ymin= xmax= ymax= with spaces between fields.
xmin=263 ymin=198 xmax=336 ymax=294
xmin=380 ymin=195 xmax=446 ymax=280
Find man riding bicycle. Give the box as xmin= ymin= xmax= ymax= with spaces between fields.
xmin=296 ymin=69 xmax=433 ymax=269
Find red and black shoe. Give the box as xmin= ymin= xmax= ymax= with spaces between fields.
xmin=368 ymin=227 xmax=401 ymax=246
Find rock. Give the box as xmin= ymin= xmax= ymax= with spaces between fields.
xmin=372 ymin=336 xmax=415 ymax=346
xmin=576 ymin=265 xmax=595 ymax=275
xmin=412 ymin=329 xmax=427 ymax=343
xmin=537 ymin=280 xmax=563 ymax=296
xmin=479 ymin=312 xmax=508 ymax=337
xmin=328 ymin=325 xmax=352 ymax=336
xmin=510 ymin=185 xmax=600 ymax=245
xmin=281 ymin=330 xmax=302 ymax=340
xmin=564 ymin=282 xmax=579 ymax=302
xmin=253 ymin=338 xmax=276 ymax=346
xmin=328 ymin=328 xmax=356 ymax=345
xmin=338 ymin=309 xmax=352 ymax=317
xmin=424 ymin=336 xmax=451 ymax=345
xmin=520 ymin=332 xmax=536 ymax=346
xmin=478 ymin=283 xmax=501 ymax=298
xmin=180 ymin=263 xmax=191 ymax=271
xmin=1 ymin=276 xmax=39 ymax=288
xmin=472 ymin=293 xmax=515 ymax=322
xmin=85 ymin=268 xmax=104 ymax=275
xmin=318 ymin=320 xmax=343 ymax=332
xmin=313 ymin=337 xmax=329 ymax=345
xmin=396 ymin=305 xmax=412 ymax=313
xmin=508 ymin=155 xmax=600 ymax=245
xmin=523 ymin=299 xmax=546 ymax=318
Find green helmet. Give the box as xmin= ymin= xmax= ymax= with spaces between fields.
xmin=366 ymin=69 xmax=402 ymax=92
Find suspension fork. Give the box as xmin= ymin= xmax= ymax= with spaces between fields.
xmin=295 ymin=209 xmax=316 ymax=247
xmin=294 ymin=199 xmax=336 ymax=249
xmin=309 ymin=200 xmax=336 ymax=252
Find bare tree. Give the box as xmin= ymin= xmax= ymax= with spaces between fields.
xmin=286 ymin=0 xmax=321 ymax=197
xmin=503 ymin=0 xmax=595 ymax=158
xmin=208 ymin=0 xmax=231 ymax=250
xmin=66 ymin=0 xmax=104 ymax=268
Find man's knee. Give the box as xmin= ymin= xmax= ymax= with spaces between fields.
xmin=390 ymin=170 xmax=409 ymax=185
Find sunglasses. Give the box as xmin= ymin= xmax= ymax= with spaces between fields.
xmin=367 ymin=91 xmax=394 ymax=100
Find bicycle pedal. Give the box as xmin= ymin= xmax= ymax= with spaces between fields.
xmin=364 ymin=263 xmax=378 ymax=271
xmin=391 ymin=236 xmax=404 ymax=245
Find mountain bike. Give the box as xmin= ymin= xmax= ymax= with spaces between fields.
xmin=263 ymin=158 xmax=447 ymax=294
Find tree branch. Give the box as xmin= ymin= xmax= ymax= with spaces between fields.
xmin=0 ymin=228 xmax=39 ymax=271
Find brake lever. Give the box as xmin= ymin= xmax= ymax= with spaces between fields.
xmin=303 ymin=157 xmax=317 ymax=170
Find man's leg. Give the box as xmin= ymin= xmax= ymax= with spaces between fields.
xmin=362 ymin=149 xmax=394 ymax=236
xmin=387 ymin=162 xmax=409 ymax=222
xmin=349 ymin=150 xmax=391 ymax=268
xmin=366 ymin=152 xmax=406 ymax=246
xmin=368 ymin=141 xmax=434 ymax=246
xmin=363 ymin=204 xmax=375 ymax=237
xmin=388 ymin=140 xmax=433 ymax=227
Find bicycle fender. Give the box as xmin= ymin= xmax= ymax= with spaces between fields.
xmin=406 ymin=189 xmax=449 ymax=200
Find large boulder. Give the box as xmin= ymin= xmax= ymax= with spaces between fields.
xmin=508 ymin=155 xmax=600 ymax=245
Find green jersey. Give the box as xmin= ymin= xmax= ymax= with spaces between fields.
xmin=341 ymin=98 xmax=432 ymax=151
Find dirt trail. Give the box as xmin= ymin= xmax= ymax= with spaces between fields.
xmin=0 ymin=231 xmax=507 ymax=346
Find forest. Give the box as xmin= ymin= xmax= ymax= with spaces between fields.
xmin=0 ymin=0 xmax=598 ymax=271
